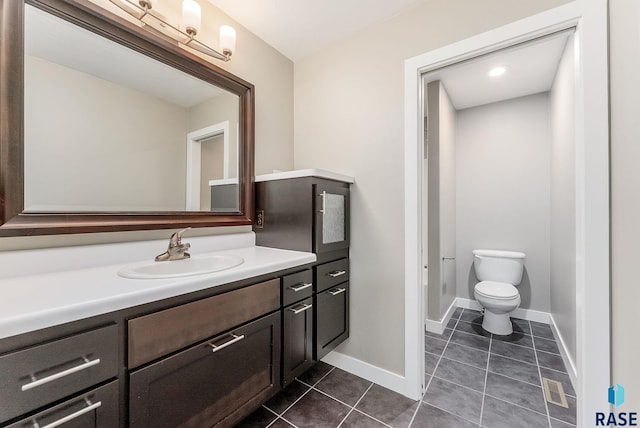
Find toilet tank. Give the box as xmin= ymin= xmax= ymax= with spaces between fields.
xmin=473 ymin=249 xmax=525 ymax=285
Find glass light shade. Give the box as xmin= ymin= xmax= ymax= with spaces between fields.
xmin=220 ymin=25 xmax=236 ymax=54
xmin=182 ymin=0 xmax=201 ymax=35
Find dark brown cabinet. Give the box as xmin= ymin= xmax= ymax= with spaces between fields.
xmin=130 ymin=311 xmax=281 ymax=428
xmin=6 ymin=381 xmax=119 ymax=428
xmin=282 ymin=297 xmax=314 ymax=386
xmin=255 ymin=175 xmax=351 ymax=365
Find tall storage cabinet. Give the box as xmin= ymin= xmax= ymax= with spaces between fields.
xmin=255 ymin=170 xmax=354 ymax=370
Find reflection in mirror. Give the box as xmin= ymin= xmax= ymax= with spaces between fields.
xmin=24 ymin=4 xmax=239 ymax=213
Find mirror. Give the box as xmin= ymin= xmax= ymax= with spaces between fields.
xmin=0 ymin=0 xmax=255 ymax=236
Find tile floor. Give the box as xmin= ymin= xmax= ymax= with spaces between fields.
xmin=238 ymin=308 xmax=576 ymax=427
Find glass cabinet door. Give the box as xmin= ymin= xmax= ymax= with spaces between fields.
xmin=314 ymin=183 xmax=349 ymax=253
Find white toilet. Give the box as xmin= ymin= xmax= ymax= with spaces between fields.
xmin=472 ymin=249 xmax=526 ymax=335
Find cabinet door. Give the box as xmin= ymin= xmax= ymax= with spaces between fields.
xmin=314 ymin=183 xmax=349 ymax=253
xmin=315 ymin=282 xmax=350 ymax=360
xmin=6 ymin=380 xmax=119 ymax=428
xmin=282 ymin=297 xmax=314 ymax=386
xmin=130 ymin=312 xmax=281 ymax=428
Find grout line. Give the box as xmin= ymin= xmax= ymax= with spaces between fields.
xmin=335 ymin=383 xmax=374 ymax=428
xmin=531 ymin=328 xmax=554 ymax=428
xmin=549 ymin=416 xmax=577 ymax=427
xmin=486 ymin=369 xmax=543 ymax=389
xmin=478 ymin=333 xmax=492 ymax=427
xmin=276 ymin=367 xmax=336 ymax=418
xmin=430 ymin=375 xmax=487 ymax=395
xmin=417 ymin=400 xmax=482 ymax=426
xmin=349 ymin=408 xmax=394 ymax=428
xmin=490 ymin=351 xmax=540 ymax=367
xmin=424 ymin=308 xmax=462 ymax=395
xmin=262 ymin=406 xmax=281 ymax=427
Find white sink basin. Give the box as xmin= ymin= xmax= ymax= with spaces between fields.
xmin=118 ymin=254 xmax=244 ymax=279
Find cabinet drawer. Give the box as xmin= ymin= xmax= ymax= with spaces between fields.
xmin=282 ymin=270 xmax=313 ymax=306
xmin=0 ymin=324 xmax=118 ymax=423
xmin=130 ymin=311 xmax=281 ymax=428
xmin=128 ymin=279 xmax=280 ymax=368
xmin=315 ymin=258 xmax=349 ymax=292
xmin=6 ymin=380 xmax=119 ymax=428
xmin=315 ymin=282 xmax=349 ymax=360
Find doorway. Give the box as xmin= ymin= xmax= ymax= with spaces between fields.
xmin=403 ymin=3 xmax=609 ymax=426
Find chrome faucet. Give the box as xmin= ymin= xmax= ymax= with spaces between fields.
xmin=155 ymin=228 xmax=191 ymax=261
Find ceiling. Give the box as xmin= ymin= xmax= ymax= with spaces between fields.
xmin=207 ymin=0 xmax=430 ymax=61
xmin=423 ymin=32 xmax=571 ymax=110
xmin=25 ymin=5 xmax=225 ymax=108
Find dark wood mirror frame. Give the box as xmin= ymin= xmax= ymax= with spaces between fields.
xmin=0 ymin=0 xmax=255 ymax=237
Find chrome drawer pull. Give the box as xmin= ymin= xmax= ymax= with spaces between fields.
xmin=21 ymin=357 xmax=101 ymax=392
xmin=288 ymin=303 xmax=313 ymax=315
xmin=289 ymin=282 xmax=312 ymax=292
xmin=208 ymin=334 xmax=245 ymax=353
xmin=319 ymin=191 xmax=326 ymax=214
xmin=329 ymin=287 xmax=346 ymax=296
xmin=327 ymin=270 xmax=346 ymax=278
xmin=39 ymin=399 xmax=102 ymax=428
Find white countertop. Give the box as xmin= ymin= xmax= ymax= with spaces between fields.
xmin=0 ymin=233 xmax=316 ymax=339
xmin=255 ymin=169 xmax=355 ymax=184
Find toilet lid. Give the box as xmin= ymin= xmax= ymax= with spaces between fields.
xmin=475 ymin=281 xmax=519 ymax=300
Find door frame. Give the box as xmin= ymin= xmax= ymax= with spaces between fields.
xmin=403 ymin=2 xmax=609 ymax=425
xmin=185 ymin=121 xmax=230 ymax=210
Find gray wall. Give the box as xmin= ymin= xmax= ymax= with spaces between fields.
xmin=293 ymin=0 xmax=570 ymax=375
xmin=549 ymin=37 xmax=576 ymax=365
xmin=455 ymin=93 xmax=551 ymax=312
xmin=610 ymin=0 xmax=640 ymax=410
xmin=426 ymin=81 xmax=457 ymax=321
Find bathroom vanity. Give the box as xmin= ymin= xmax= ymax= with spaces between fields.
xmin=0 ymin=235 xmax=317 ymax=427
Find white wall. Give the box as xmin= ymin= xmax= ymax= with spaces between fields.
xmin=24 ymin=56 xmax=188 ymax=212
xmin=549 ymin=37 xmax=576 ymax=366
xmin=610 ymin=0 xmax=640 ymax=410
xmin=294 ymin=0 xmax=570 ymax=375
xmin=455 ymin=93 xmax=551 ymax=312
xmin=426 ymin=81 xmax=456 ymax=320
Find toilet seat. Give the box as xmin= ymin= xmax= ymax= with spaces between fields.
xmin=475 ymin=281 xmax=518 ymax=300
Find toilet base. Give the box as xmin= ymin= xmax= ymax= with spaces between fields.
xmin=481 ymin=310 xmax=513 ymax=335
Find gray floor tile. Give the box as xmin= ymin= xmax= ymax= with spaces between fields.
xmin=434 ymin=357 xmax=486 ymax=392
xmin=315 ymin=368 xmax=372 ymax=406
xmin=356 ymin=384 xmax=418 ymax=427
xmin=269 ymin=418 xmax=295 ymax=427
xmin=452 ymin=307 xmax=464 ymax=318
xmin=455 ymin=320 xmax=491 ymax=338
xmin=488 ymin=354 xmax=540 ymax=386
xmin=491 ymin=331 xmax=534 ymax=348
xmin=425 ymin=352 xmax=440 ymax=375
xmin=282 ymin=389 xmax=350 ymax=428
xmin=551 ymin=417 xmax=576 ymax=427
xmin=460 ymin=309 xmax=483 ymax=324
xmin=481 ymin=395 xmax=549 ymax=428
xmin=536 ymin=350 xmax=567 ymax=372
xmin=425 ymin=336 xmax=448 ymax=355
xmin=490 ymin=340 xmax=537 ymax=364
xmin=340 ymin=410 xmax=387 ymax=427
xmin=443 ymin=342 xmax=489 ymax=369
xmin=449 ymin=330 xmax=490 ymax=351
xmin=547 ymin=394 xmax=577 ymax=425
xmin=540 ymin=367 xmax=575 ymax=397
xmin=423 ymin=377 xmax=483 ymax=423
xmin=296 ymin=361 xmax=334 ymax=385
xmin=530 ymin=321 xmax=555 ymax=339
xmin=425 ymin=328 xmax=453 ymax=341
xmin=446 ymin=317 xmax=459 ymax=329
xmin=265 ymin=380 xmax=311 ymax=414
xmin=511 ymin=318 xmax=531 ymax=334
xmin=485 ymin=372 xmax=547 ymax=414
xmin=236 ymin=406 xmax=277 ymax=427
xmin=534 ymin=336 xmax=561 ymax=354
xmin=412 ymin=402 xmax=477 ymax=428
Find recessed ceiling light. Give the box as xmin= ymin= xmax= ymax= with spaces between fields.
xmin=488 ymin=67 xmax=506 ymax=77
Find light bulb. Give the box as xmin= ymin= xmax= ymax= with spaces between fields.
xmin=182 ymin=0 xmax=201 ymax=36
xmin=220 ymin=25 xmax=236 ymax=56
xmin=488 ymin=67 xmax=506 ymax=77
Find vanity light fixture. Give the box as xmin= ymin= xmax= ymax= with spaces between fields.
xmin=108 ymin=0 xmax=236 ymax=61
xmin=488 ymin=66 xmax=506 ymax=77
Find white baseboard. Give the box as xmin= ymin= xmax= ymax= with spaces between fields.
xmin=321 ymin=351 xmax=407 ymax=395
xmin=455 ymin=297 xmax=551 ymax=324
xmin=549 ymin=314 xmax=578 ymax=389
xmin=424 ymin=299 xmax=457 ymax=334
